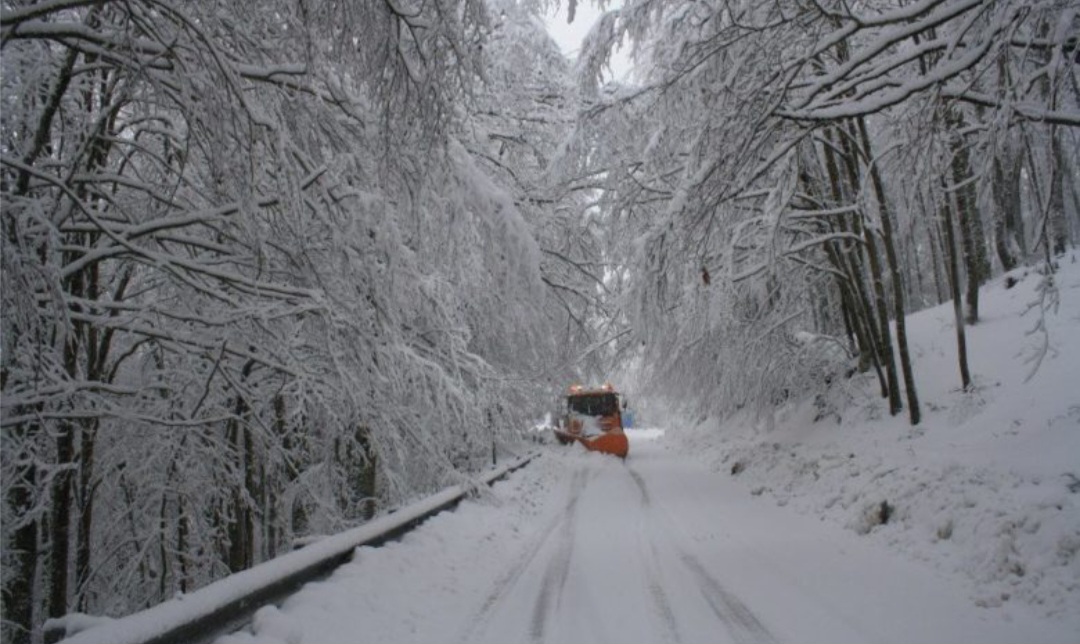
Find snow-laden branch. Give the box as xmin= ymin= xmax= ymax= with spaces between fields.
xmin=0 ymin=19 xmax=169 ymax=56
xmin=730 ymin=221 xmax=863 ymax=283
xmin=0 ymin=0 xmax=98 ymax=25
xmin=939 ymin=90 xmax=1080 ymax=127
xmin=792 ymin=0 xmax=985 ymax=110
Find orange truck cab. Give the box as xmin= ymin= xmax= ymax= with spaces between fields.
xmin=554 ymin=384 xmax=629 ymax=458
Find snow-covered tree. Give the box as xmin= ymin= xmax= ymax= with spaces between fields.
xmin=1 ymin=0 xmax=574 ymax=639
xmin=565 ymin=0 xmax=1078 ymax=422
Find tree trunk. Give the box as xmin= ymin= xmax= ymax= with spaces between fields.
xmin=841 ymin=121 xmax=901 ymax=415
xmin=921 ymin=191 xmax=948 ymax=306
xmin=243 ymin=423 xmax=257 ymax=569
xmin=75 ymin=423 xmax=97 ymax=611
xmin=177 ymin=495 xmax=190 ymax=594
xmin=906 ymin=217 xmax=926 ymax=310
xmin=858 ymin=118 xmax=920 ymax=425
xmin=158 ymin=487 xmax=170 ymax=601
xmin=948 ymin=117 xmax=989 ymax=324
xmin=837 ymin=285 xmax=857 ymax=352
xmin=1048 ymin=130 xmax=1068 ymax=255
xmin=266 ymin=393 xmax=289 ymax=559
xmin=992 ymin=153 xmax=1023 ymax=271
xmin=358 ymin=427 xmax=379 ymax=520
xmin=48 ymin=301 xmax=83 ymax=620
xmin=3 ymin=433 xmax=39 ymax=644
xmin=940 ymin=182 xmax=973 ymax=390
xmin=48 ymin=421 xmax=75 ymax=620
xmin=226 ymin=420 xmax=248 ymax=574
xmin=820 ymin=128 xmax=889 ymax=396
xmin=227 ymin=359 xmax=257 ymax=573
xmin=989 ymin=51 xmax=1024 ymax=271
xmin=1066 ymin=148 xmax=1080 ymax=249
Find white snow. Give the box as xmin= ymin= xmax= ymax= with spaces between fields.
xmin=569 ymin=411 xmax=603 ymax=436
xmin=670 ymin=255 xmax=1080 ymax=624
xmin=56 ymin=456 xmax=533 ymax=644
xmin=218 ymin=428 xmax=1075 ymax=644
xmin=68 ymin=257 xmax=1080 ymax=644
xmin=214 ymin=256 xmax=1078 ymax=644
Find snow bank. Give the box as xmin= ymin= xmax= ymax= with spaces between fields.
xmin=220 ymin=427 xmax=1072 ymax=643
xmin=56 ymin=455 xmax=534 ymax=644
xmin=224 ymin=445 xmax=585 ymax=644
xmin=668 ymin=254 xmax=1080 ymax=625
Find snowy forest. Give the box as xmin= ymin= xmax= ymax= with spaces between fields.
xmin=1 ymin=0 xmax=1077 ymax=642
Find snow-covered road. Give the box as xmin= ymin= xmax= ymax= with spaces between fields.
xmin=223 ymin=430 xmax=1073 ymax=644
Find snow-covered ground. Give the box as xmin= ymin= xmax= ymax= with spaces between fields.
xmin=667 ymin=254 xmax=1080 ymax=628
xmin=211 ymin=257 xmax=1080 ymax=644
xmin=219 ymin=435 xmax=1075 ymax=643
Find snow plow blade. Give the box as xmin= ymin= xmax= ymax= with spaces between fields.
xmin=584 ymin=431 xmax=629 ymax=458
xmin=553 ymin=429 xmax=629 ymax=459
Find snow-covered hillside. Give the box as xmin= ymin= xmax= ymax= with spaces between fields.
xmin=668 ymin=253 xmax=1080 ymax=621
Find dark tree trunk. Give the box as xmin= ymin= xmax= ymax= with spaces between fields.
xmin=992 ymin=154 xmax=1023 ymax=271
xmin=48 ymin=421 xmax=75 ymax=620
xmin=3 ymin=434 xmax=39 ymax=644
xmin=940 ymin=183 xmax=973 ymax=390
xmin=1066 ymin=151 xmax=1080 ymax=249
xmin=841 ymin=121 xmax=901 ymax=415
xmin=1048 ymin=131 xmax=1068 ymax=256
xmin=75 ymin=423 xmax=96 ymax=611
xmin=158 ymin=488 xmax=170 ymax=600
xmin=226 ymin=420 xmax=248 ymax=574
xmin=227 ymin=359 xmax=257 ymax=573
xmin=989 ymin=51 xmax=1024 ymax=271
xmin=266 ymin=394 xmax=289 ymax=559
xmin=906 ymin=217 xmax=926 ymax=310
xmin=357 ymin=426 xmax=379 ymax=520
xmin=858 ymin=119 xmax=920 ymax=425
xmin=177 ymin=496 xmax=190 ymax=594
xmin=948 ymin=121 xmax=989 ymax=324
xmin=921 ymin=192 xmax=948 ymax=306
xmin=243 ymin=423 xmax=257 ymax=568
xmin=48 ymin=311 xmax=83 ymax=620
xmin=820 ymin=128 xmax=889 ymax=396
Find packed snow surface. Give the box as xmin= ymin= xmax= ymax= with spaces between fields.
xmin=221 ymin=435 xmax=1073 ymax=644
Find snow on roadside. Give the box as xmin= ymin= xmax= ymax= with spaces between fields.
xmin=57 ymin=457 xmax=534 ymax=644
xmin=667 ymin=254 xmax=1080 ymax=625
xmin=216 ymin=446 xmax=582 ymax=644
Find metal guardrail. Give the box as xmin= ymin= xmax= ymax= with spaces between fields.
xmin=53 ymin=453 xmax=535 ymax=644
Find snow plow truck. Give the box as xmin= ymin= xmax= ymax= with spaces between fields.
xmin=553 ymin=384 xmax=629 ymax=458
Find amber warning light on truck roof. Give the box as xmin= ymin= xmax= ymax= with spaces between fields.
xmin=568 ymin=383 xmax=615 ymax=394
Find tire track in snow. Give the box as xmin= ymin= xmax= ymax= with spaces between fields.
xmin=528 ymin=498 xmax=576 ymax=642
xmin=529 ymin=464 xmax=600 ymax=641
xmin=627 ymin=465 xmax=681 ymax=643
xmin=628 ymin=466 xmax=652 ymax=507
xmin=678 ymin=550 xmax=777 ymax=644
xmin=459 ymin=466 xmax=588 ymax=644
xmin=646 ymin=541 xmax=682 ymax=642
xmin=631 ymin=462 xmax=773 ymax=644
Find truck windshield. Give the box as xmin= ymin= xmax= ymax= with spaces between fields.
xmin=567 ymin=393 xmax=618 ymax=417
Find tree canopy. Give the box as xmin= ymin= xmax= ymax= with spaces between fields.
xmin=2 ymin=0 xmax=1076 ymax=640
